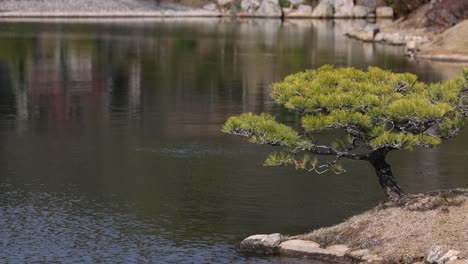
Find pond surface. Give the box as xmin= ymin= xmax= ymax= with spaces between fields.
xmin=0 ymin=18 xmax=467 ymax=263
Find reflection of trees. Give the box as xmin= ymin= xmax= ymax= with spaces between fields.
xmin=0 ymin=19 xmax=455 ymax=136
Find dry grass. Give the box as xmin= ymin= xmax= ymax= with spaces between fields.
xmin=293 ymin=189 xmax=468 ymax=263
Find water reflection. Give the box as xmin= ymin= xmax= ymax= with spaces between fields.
xmin=0 ymin=19 xmax=466 ymax=262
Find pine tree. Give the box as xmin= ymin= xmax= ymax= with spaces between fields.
xmin=223 ymin=65 xmax=468 ymax=201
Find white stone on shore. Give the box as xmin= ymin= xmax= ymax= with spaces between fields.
xmin=352 ymin=5 xmax=370 ymax=17
xmin=279 ymin=240 xmax=349 ymax=261
xmin=217 ymin=0 xmax=232 ymax=6
xmin=240 ymin=0 xmax=261 ymax=11
xmin=333 ymin=0 xmax=354 ymax=17
xmin=203 ymin=3 xmax=217 ymax=11
xmin=255 ymin=0 xmax=282 ymax=17
xmin=375 ymin=6 xmax=393 ymax=18
xmin=240 ymin=233 xmax=283 ymax=254
xmin=296 ymin=4 xmax=312 ymax=13
xmin=311 ymin=1 xmax=334 ymax=18
xmin=289 ymin=0 xmax=304 ymax=7
xmin=279 ymin=240 xmax=321 ymax=252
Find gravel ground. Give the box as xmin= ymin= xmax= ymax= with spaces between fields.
xmin=0 ymin=0 xmax=194 ymax=12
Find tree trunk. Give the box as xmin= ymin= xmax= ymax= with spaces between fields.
xmin=369 ymin=149 xmax=404 ymax=201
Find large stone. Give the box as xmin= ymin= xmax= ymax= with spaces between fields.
xmin=217 ymin=0 xmax=231 ymax=6
xmin=283 ymin=4 xmax=314 ymax=17
xmin=280 ymin=240 xmax=321 ymax=252
xmin=334 ymin=0 xmax=354 ymax=18
xmin=353 ymin=5 xmax=370 ymax=17
xmin=279 ymin=240 xmax=348 ymax=262
xmin=375 ymin=6 xmax=393 ymax=18
xmin=427 ymin=246 xmax=444 ymax=264
xmin=289 ymin=0 xmax=304 ymax=7
xmin=297 ymin=4 xmax=312 ymax=13
xmin=203 ymin=3 xmax=218 ymax=11
xmin=437 ymin=250 xmax=461 ymax=264
xmin=240 ymin=233 xmax=283 ymax=254
xmin=347 ymin=24 xmax=379 ymax=42
xmin=241 ymin=0 xmax=260 ymax=11
xmin=255 ymin=0 xmax=282 ymax=17
xmin=311 ymin=2 xmax=334 ymax=18
xmin=355 ymin=0 xmax=387 ymax=11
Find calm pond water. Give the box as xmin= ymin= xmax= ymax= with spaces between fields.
xmin=0 ymin=18 xmax=467 ymax=263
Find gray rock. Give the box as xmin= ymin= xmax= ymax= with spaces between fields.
xmin=355 ymin=0 xmax=387 ymax=11
xmin=405 ymin=40 xmax=419 ymax=51
xmin=438 ymin=250 xmax=461 ymax=264
xmin=203 ymin=3 xmax=218 ymax=11
xmin=364 ymin=23 xmax=379 ymax=34
xmin=255 ymin=0 xmax=282 ymax=17
xmin=289 ymin=0 xmax=304 ymax=7
xmin=353 ymin=5 xmax=370 ymax=17
xmin=311 ymin=1 xmax=334 ymax=17
xmin=240 ymin=233 xmax=283 ymax=254
xmin=217 ymin=0 xmax=231 ymax=6
xmin=375 ymin=6 xmax=393 ymax=18
xmin=297 ymin=4 xmax=312 ymax=12
xmin=334 ymin=0 xmax=354 ymax=17
xmin=347 ymin=24 xmax=379 ymax=42
xmin=280 ymin=240 xmax=321 ymax=252
xmin=427 ymin=246 xmax=444 ymax=264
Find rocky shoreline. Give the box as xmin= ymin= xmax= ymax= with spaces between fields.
xmin=240 ymin=189 xmax=468 ymax=264
xmin=0 ymin=0 xmax=393 ymax=19
xmin=344 ymin=1 xmax=468 ymax=62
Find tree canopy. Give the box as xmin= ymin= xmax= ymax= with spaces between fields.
xmin=223 ymin=65 xmax=468 ymax=200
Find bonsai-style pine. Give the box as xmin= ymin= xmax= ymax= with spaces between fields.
xmin=223 ymin=65 xmax=468 ymax=201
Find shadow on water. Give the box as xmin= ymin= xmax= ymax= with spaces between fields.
xmin=0 ymin=18 xmax=467 ymax=262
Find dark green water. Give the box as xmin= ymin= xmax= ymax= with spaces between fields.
xmin=0 ymin=18 xmax=466 ymax=263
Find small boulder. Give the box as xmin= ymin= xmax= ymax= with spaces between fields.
xmin=255 ymin=0 xmax=282 ymax=17
xmin=353 ymin=5 xmax=370 ymax=17
xmin=427 ymin=246 xmax=444 ymax=264
xmin=240 ymin=233 xmax=283 ymax=254
xmin=297 ymin=4 xmax=313 ymax=13
xmin=334 ymin=0 xmax=354 ymax=18
xmin=438 ymin=250 xmax=461 ymax=264
xmin=289 ymin=0 xmax=304 ymax=7
xmin=311 ymin=1 xmax=334 ymax=18
xmin=280 ymin=239 xmax=321 ymax=252
xmin=364 ymin=23 xmax=379 ymax=34
xmin=203 ymin=3 xmax=218 ymax=11
xmin=355 ymin=0 xmax=386 ymax=11
xmin=217 ymin=0 xmax=231 ymax=6
xmin=375 ymin=6 xmax=393 ymax=18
